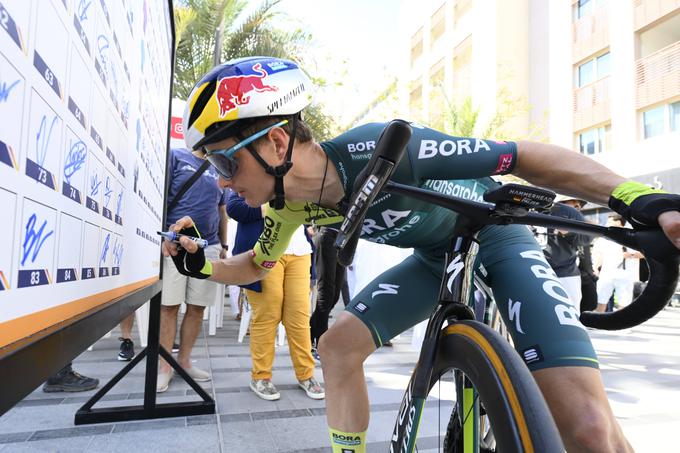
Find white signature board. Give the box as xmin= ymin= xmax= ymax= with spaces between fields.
xmin=0 ymin=0 xmax=173 ymax=348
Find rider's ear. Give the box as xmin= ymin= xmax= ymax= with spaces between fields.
xmin=268 ymin=127 xmax=290 ymax=161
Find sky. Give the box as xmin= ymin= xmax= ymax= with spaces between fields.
xmin=269 ymin=0 xmax=404 ymax=125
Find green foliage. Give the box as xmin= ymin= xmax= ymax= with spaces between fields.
xmin=172 ymin=0 xmax=336 ymax=140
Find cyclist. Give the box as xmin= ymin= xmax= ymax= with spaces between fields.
xmin=166 ymin=57 xmax=680 ymax=453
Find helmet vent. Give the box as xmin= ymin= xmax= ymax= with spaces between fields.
xmin=188 ymin=78 xmax=217 ymax=128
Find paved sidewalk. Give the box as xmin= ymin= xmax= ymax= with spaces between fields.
xmin=0 ymin=301 xmax=678 ymax=452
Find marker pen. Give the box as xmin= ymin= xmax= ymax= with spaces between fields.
xmin=157 ymin=231 xmax=208 ymax=248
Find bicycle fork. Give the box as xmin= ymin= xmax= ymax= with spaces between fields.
xmin=389 ymin=236 xmax=479 ymax=453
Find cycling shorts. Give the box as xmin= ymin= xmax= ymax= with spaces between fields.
xmin=345 ymin=224 xmax=599 ymax=371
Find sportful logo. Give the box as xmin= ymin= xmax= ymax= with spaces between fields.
xmin=215 ymin=63 xmax=278 ymax=116
xmin=372 ymin=283 xmax=399 ymax=298
xmin=417 ymin=139 xmax=491 ymax=159
xmin=354 ymin=302 xmax=369 ymax=314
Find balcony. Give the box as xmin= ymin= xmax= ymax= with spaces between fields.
xmin=573 ymin=76 xmax=611 ymax=130
xmin=634 ymin=0 xmax=680 ymax=31
xmin=636 ymin=40 xmax=680 ymax=109
xmin=573 ymin=5 xmax=609 ymax=63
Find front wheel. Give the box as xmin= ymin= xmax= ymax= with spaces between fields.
xmin=430 ymin=321 xmax=563 ymax=453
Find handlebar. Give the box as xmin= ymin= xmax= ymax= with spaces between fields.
xmin=382 ymin=181 xmax=680 ymax=330
xmin=334 ymin=119 xmax=412 ymax=266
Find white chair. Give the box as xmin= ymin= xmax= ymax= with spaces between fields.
xmin=208 ymin=284 xmax=225 ymax=335
xmin=237 ymin=290 xmax=251 ymax=343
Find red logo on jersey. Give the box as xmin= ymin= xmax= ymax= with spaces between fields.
xmin=215 ymin=63 xmax=278 ymax=116
xmin=261 ymin=260 xmax=276 ymax=269
xmin=493 ymin=153 xmax=514 ymax=174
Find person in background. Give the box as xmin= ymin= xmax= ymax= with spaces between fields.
xmin=227 ymin=192 xmax=323 ymax=401
xmin=309 ymin=227 xmax=350 ymax=360
xmin=541 ymin=195 xmax=592 ymax=308
xmin=593 ymin=214 xmax=642 ymax=313
xmin=157 ymin=147 xmax=229 ymax=393
xmin=43 ymin=362 xmax=98 ymax=393
xmin=117 ymin=313 xmax=135 ymax=361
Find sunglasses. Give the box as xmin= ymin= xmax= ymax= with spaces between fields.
xmin=202 ymin=119 xmax=289 ymax=180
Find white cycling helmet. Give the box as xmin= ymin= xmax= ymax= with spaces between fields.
xmin=182 ymin=56 xmax=313 ymax=151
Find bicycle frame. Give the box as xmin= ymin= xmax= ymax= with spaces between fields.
xmin=389 ymin=233 xmax=482 ymax=453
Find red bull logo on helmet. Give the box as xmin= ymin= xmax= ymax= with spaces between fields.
xmin=215 ymin=63 xmax=278 ymax=117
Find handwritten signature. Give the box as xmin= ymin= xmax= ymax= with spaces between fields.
xmin=21 ymin=214 xmax=54 ymax=266
xmin=116 ymin=191 xmax=123 ymax=216
xmin=104 ymin=175 xmax=112 ymax=207
xmin=36 ymin=115 xmax=58 ymax=167
xmin=135 ymin=119 xmax=141 ymax=152
xmin=0 ymin=79 xmax=20 ymax=103
xmin=90 ymin=172 xmax=101 ymax=196
xmin=64 ymin=140 xmax=87 ymax=183
xmin=113 ymin=240 xmax=123 ymax=266
xmin=77 ymin=0 xmax=92 ymax=22
xmin=97 ymin=35 xmax=110 ymax=74
xmin=100 ymin=233 xmax=110 ymax=265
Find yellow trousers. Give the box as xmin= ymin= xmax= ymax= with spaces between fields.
xmin=245 ymin=254 xmax=315 ymax=381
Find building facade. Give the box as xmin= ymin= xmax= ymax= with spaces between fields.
xmin=397 ymin=0 xmax=680 ymax=196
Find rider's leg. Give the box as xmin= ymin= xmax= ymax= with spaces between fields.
xmin=479 ymin=224 xmax=632 ymax=453
xmin=318 ymin=312 xmax=375 ymax=430
xmin=533 ymin=367 xmax=632 ymax=452
xmin=320 ymin=253 xmax=442 ymax=452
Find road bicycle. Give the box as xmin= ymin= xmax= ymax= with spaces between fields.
xmin=334 ymin=120 xmax=680 ymax=452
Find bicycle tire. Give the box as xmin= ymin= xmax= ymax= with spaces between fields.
xmin=427 ymin=320 xmax=562 ymax=453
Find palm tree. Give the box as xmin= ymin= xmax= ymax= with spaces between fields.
xmin=172 ymin=0 xmax=336 ymax=139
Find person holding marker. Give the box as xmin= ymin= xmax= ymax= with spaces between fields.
xmin=155 ymin=147 xmax=230 ymax=393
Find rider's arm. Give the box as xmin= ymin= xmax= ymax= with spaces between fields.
xmin=513 ymin=141 xmax=625 ymax=205
xmin=513 ymin=141 xmax=680 ymax=248
xmin=209 ymin=251 xmax=269 ymax=284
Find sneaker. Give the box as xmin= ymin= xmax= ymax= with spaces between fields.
xmin=118 ymin=338 xmax=135 ymax=361
xmin=184 ymin=366 xmax=211 ymax=382
xmin=43 ymin=369 xmax=99 ymax=393
xmin=157 ymin=369 xmax=174 ymax=393
xmin=298 ymin=377 xmax=325 ymax=400
xmin=172 ymin=342 xmax=180 ymax=353
xmin=311 ymin=347 xmax=321 ymax=363
xmin=250 ymin=379 xmax=280 ymax=401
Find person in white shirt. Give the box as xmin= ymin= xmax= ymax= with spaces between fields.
xmin=593 ymin=214 xmax=642 ymax=312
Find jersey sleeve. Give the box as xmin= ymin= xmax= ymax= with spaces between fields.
xmin=251 ymin=201 xmax=344 ymax=269
xmin=405 ymin=124 xmax=518 ymax=181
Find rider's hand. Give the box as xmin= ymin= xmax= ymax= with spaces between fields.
xmin=609 ymin=181 xmax=680 ymax=244
xmin=658 ymin=211 xmax=680 ymax=250
xmin=163 ymin=216 xmax=213 ymax=279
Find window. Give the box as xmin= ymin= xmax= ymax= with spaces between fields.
xmin=643 ymin=105 xmax=665 ymax=138
xmin=411 ymin=28 xmax=423 ymax=66
xmin=578 ymin=125 xmax=610 ymax=155
xmin=430 ymin=5 xmax=446 ymax=46
xmin=575 ymin=0 xmax=606 ymax=19
xmin=596 ymin=53 xmax=610 ymax=77
xmin=454 ymin=0 xmax=472 ymax=28
xmin=671 ymin=101 xmax=680 ymax=132
xmin=578 ymin=60 xmax=594 ymax=87
xmin=577 ymin=52 xmax=610 ymax=87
